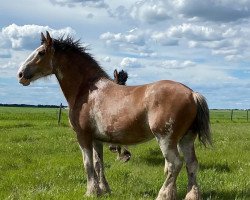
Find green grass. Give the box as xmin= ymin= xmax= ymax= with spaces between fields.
xmin=0 ymin=107 xmax=249 ymax=199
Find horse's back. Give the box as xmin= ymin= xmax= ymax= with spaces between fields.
xmin=145 ymin=80 xmax=195 ymax=108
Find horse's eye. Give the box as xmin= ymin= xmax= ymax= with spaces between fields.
xmin=38 ymin=51 xmax=45 ymax=56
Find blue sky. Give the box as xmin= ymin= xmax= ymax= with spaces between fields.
xmin=1 ymin=0 xmax=250 ymax=108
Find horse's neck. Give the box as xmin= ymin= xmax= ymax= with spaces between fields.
xmin=53 ymin=54 xmax=107 ymax=108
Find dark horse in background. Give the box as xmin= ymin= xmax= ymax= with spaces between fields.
xmin=17 ymin=32 xmax=211 ymax=200
xmin=109 ymin=69 xmax=131 ymax=162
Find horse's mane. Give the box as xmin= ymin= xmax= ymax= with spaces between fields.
xmin=53 ymin=35 xmax=110 ymax=79
xmin=53 ymin=36 xmax=86 ymax=53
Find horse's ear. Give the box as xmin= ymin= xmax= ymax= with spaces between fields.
xmin=114 ymin=69 xmax=118 ymax=79
xmin=46 ymin=31 xmax=53 ymax=46
xmin=41 ymin=32 xmax=46 ymax=44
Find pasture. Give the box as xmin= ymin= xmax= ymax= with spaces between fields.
xmin=0 ymin=107 xmax=249 ymax=200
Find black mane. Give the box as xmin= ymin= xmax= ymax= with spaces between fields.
xmin=53 ymin=36 xmax=110 ymax=79
xmin=53 ymin=36 xmax=87 ymax=54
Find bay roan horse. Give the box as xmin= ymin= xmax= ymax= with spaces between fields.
xmin=17 ymin=31 xmax=211 ymax=200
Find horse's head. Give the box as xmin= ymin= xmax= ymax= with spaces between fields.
xmin=17 ymin=31 xmax=55 ymax=86
xmin=114 ymin=69 xmax=128 ymax=85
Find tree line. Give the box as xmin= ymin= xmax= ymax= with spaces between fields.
xmin=0 ymin=103 xmax=66 ymax=108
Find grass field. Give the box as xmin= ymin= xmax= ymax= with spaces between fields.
xmin=0 ymin=107 xmax=249 ymax=200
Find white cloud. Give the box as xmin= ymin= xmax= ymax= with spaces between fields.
xmin=106 ymin=0 xmax=171 ymax=24
xmin=1 ymin=24 xmax=75 ymax=50
xmin=106 ymin=0 xmax=250 ymax=24
xmin=168 ymin=23 xmax=223 ymax=41
xmin=224 ymin=54 xmax=244 ymax=62
xmin=151 ymin=32 xmax=179 ymax=46
xmin=100 ymin=28 xmax=145 ymax=46
xmin=102 ymin=56 xmax=111 ymax=62
xmin=120 ymin=57 xmax=142 ymax=68
xmin=130 ymin=0 xmax=170 ymax=24
xmin=161 ymin=60 xmax=196 ymax=69
xmin=0 ymin=59 xmax=19 ymax=77
xmin=188 ymin=40 xmax=230 ymax=49
xmin=170 ymin=0 xmax=250 ymax=22
xmin=151 ymin=22 xmax=250 ymax=61
xmin=107 ymin=5 xmax=129 ymax=20
xmin=212 ymin=49 xmax=239 ymax=56
xmin=99 ymin=28 xmax=156 ymax=57
xmin=49 ymin=0 xmax=108 ymax=8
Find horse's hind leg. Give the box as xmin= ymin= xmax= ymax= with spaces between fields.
xmin=155 ymin=134 xmax=183 ymax=200
xmin=93 ymin=140 xmax=111 ymax=194
xmin=118 ymin=146 xmax=131 ymax=162
xmin=179 ymin=132 xmax=201 ymax=200
xmin=109 ymin=145 xmax=131 ymax=162
xmin=109 ymin=144 xmax=119 ymax=153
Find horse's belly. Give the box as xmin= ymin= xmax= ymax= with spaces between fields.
xmin=93 ymin=122 xmax=154 ymax=145
xmin=92 ymin=103 xmax=153 ymax=144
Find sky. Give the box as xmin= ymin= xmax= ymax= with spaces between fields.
xmin=1 ymin=0 xmax=250 ymax=109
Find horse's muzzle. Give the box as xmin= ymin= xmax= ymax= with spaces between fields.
xmin=18 ymin=71 xmax=31 ymax=86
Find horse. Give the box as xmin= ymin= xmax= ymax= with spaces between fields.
xmin=113 ymin=69 xmax=128 ymax=85
xmin=17 ymin=31 xmax=211 ymax=200
xmin=109 ymin=69 xmax=131 ymax=162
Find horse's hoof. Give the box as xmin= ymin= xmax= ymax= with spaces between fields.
xmin=119 ymin=154 xmax=131 ymax=162
xmin=85 ymin=185 xmax=102 ymax=197
xmin=184 ymin=186 xmax=201 ymax=200
xmin=99 ymin=181 xmax=111 ymax=195
xmin=109 ymin=146 xmax=118 ymax=153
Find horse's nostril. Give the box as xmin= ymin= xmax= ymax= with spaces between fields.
xmin=18 ymin=72 xmax=23 ymax=78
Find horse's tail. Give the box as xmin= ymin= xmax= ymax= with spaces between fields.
xmin=192 ymin=92 xmax=212 ymax=147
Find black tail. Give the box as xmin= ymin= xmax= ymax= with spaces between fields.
xmin=192 ymin=92 xmax=212 ymax=147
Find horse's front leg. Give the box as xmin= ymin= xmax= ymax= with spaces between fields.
xmin=93 ymin=140 xmax=111 ymax=194
xmin=77 ymin=133 xmax=101 ymax=196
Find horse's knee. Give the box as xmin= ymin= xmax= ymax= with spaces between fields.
xmin=172 ymin=156 xmax=183 ymax=174
xmin=186 ymin=159 xmax=198 ymax=174
xmin=165 ymin=151 xmax=183 ymax=177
